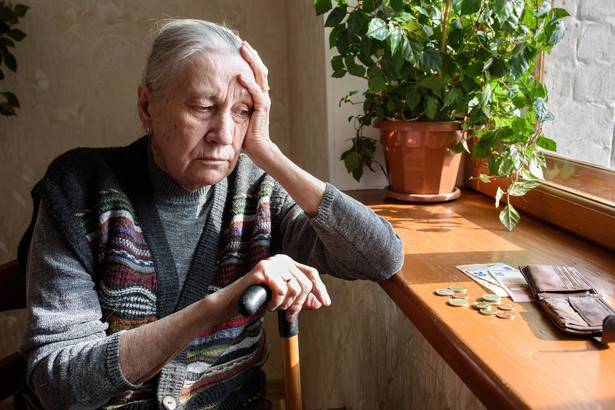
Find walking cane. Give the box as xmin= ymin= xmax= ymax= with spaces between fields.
xmin=238 ymin=285 xmax=303 ymax=410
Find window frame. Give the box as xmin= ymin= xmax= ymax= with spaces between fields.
xmin=464 ymin=153 xmax=615 ymax=252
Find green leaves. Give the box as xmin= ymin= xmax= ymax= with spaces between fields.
xmin=340 ymin=133 xmax=379 ymax=182
xmin=419 ymin=75 xmax=449 ymax=91
xmin=314 ymin=0 xmax=333 ymax=16
xmin=389 ymin=0 xmax=404 ymax=12
xmin=536 ymin=135 xmax=557 ymax=151
xmin=500 ymin=204 xmax=520 ymax=231
xmin=0 ymin=90 xmax=19 ymax=116
xmin=387 ymin=25 xmax=404 ymax=54
xmin=509 ymin=45 xmax=533 ymax=80
xmin=442 ymin=86 xmax=463 ymax=108
xmin=459 ymin=0 xmax=481 ymax=16
xmin=367 ymin=66 xmax=387 ymax=92
xmin=2 ymin=48 xmax=17 ymax=71
xmin=1 ymin=1 xmax=29 ymax=116
xmin=420 ymin=47 xmax=443 ymax=71
xmin=533 ymin=98 xmax=554 ymax=122
xmin=345 ymin=55 xmax=366 ymax=77
xmin=494 ymin=179 xmax=541 ymax=231
xmin=544 ymin=8 xmax=570 ymax=45
xmin=348 ymin=10 xmax=370 ymax=35
xmin=316 ymin=0 xmax=569 ymax=229
xmin=324 ymin=3 xmax=347 ymax=27
xmin=509 ymin=180 xmax=542 ymax=196
xmin=401 ymin=36 xmax=423 ymax=65
xmin=494 ymin=0 xmax=514 ymax=22
xmin=367 ymin=17 xmax=388 ymax=40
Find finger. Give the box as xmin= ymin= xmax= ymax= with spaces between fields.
xmin=283 ymin=266 xmax=314 ymax=322
xmin=265 ymin=269 xmax=292 ymax=311
xmin=303 ymin=293 xmax=323 ymax=310
xmin=238 ymin=73 xmax=270 ymax=105
xmin=267 ymin=261 xmax=305 ymax=312
xmin=253 ymin=255 xmax=293 ymax=310
xmin=240 ymin=45 xmax=268 ymax=92
xmin=295 ymin=261 xmax=331 ymax=307
xmin=250 ymin=255 xmax=328 ymax=322
xmin=258 ymin=256 xmax=302 ymax=312
xmin=280 ymin=278 xmax=302 ymax=314
xmin=237 ymin=73 xmax=270 ymax=146
xmin=240 ymin=41 xmax=269 ymax=90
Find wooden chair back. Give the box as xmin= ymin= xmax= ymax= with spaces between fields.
xmin=0 ymin=260 xmax=27 ymax=402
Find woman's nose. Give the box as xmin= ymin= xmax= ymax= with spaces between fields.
xmin=206 ymin=110 xmax=234 ymax=145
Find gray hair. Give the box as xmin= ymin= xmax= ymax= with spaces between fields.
xmin=143 ymin=19 xmax=243 ymax=97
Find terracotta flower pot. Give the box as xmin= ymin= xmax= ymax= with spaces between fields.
xmin=376 ymin=120 xmax=464 ymax=202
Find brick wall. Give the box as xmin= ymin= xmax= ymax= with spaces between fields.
xmin=542 ymin=0 xmax=615 ymax=167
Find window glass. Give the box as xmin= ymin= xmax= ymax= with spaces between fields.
xmin=543 ymin=153 xmax=615 ymax=206
xmin=542 ymin=0 xmax=615 ymax=169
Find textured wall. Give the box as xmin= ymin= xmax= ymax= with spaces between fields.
xmin=286 ymin=1 xmax=329 ymax=182
xmin=0 ymin=0 xmax=293 ymax=265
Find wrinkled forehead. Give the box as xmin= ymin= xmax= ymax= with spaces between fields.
xmin=168 ymin=50 xmax=254 ymax=98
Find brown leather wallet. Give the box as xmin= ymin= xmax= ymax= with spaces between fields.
xmin=519 ymin=265 xmax=615 ymax=344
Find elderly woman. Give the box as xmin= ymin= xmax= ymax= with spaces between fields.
xmin=18 ymin=19 xmax=403 ymax=409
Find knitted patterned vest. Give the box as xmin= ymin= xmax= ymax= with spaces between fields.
xmin=19 ymin=137 xmax=280 ymax=409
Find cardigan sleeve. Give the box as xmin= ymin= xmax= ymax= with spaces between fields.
xmin=19 ymin=200 xmax=140 ymax=410
xmin=277 ymin=183 xmax=404 ymax=282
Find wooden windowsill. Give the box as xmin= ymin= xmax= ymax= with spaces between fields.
xmin=464 ymin=151 xmax=615 ymax=253
xmin=347 ymin=188 xmax=615 ymax=410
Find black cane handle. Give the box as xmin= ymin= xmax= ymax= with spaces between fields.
xmin=237 ymin=284 xmax=299 ymax=337
xmin=237 ymin=284 xmax=270 ymax=316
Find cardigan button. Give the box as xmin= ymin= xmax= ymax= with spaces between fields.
xmin=162 ymin=396 xmax=177 ymax=409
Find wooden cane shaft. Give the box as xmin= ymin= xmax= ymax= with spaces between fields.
xmin=281 ymin=334 xmax=302 ymax=410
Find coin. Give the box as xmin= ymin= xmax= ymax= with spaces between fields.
xmin=448 ymin=298 xmax=468 ymax=307
xmin=482 ymin=294 xmax=501 ymax=303
xmin=496 ymin=311 xmax=515 ymax=319
xmin=480 ymin=308 xmax=498 ymax=315
xmin=472 ymin=302 xmax=493 ymax=310
xmin=498 ymin=303 xmax=515 ymax=311
xmin=451 ymin=292 xmax=469 ymax=300
xmin=435 ymin=288 xmax=454 ymax=296
xmin=449 ymin=285 xmax=467 ymax=293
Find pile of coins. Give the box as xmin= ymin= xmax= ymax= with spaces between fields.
xmin=435 ymin=285 xmax=515 ymax=319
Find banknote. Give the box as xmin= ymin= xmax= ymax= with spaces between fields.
xmin=488 ymin=269 xmax=535 ymax=302
xmin=455 ymin=263 xmax=510 ymax=297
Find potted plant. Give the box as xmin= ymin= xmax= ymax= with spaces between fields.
xmin=315 ymin=0 xmax=568 ymax=230
xmin=0 ymin=1 xmax=29 ymax=116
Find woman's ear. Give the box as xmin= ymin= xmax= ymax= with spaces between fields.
xmin=137 ymin=84 xmax=153 ymax=132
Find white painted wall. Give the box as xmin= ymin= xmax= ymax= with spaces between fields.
xmin=324 ymin=29 xmax=389 ymax=190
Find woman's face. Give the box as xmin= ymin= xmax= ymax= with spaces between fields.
xmin=140 ymin=50 xmax=254 ymax=191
